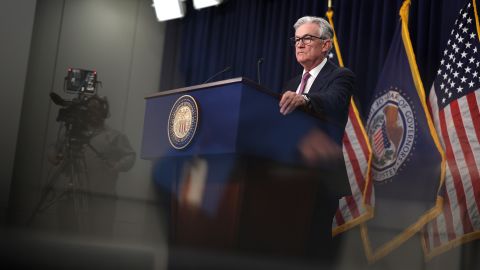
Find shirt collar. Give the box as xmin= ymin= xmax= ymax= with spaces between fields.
xmin=302 ymin=57 xmax=327 ymax=80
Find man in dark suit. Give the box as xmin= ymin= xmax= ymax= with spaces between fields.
xmin=279 ymin=16 xmax=356 ymax=265
xmin=279 ymin=16 xmax=355 ymax=138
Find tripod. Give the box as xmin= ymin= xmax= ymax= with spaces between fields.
xmin=27 ymin=130 xmax=94 ymax=231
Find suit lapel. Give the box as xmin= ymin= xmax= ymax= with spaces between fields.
xmin=309 ymin=60 xmax=335 ymax=93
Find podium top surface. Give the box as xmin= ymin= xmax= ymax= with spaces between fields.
xmin=145 ymin=77 xmax=277 ymax=99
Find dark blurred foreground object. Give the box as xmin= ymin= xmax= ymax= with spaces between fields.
xmin=144 ymin=78 xmax=350 ymax=267
xmin=298 ymin=128 xmax=343 ymax=166
xmin=168 ymin=246 xmax=341 ymax=270
xmin=0 ymin=230 xmax=153 ymax=270
xmin=155 ymin=156 xmax=345 ymax=262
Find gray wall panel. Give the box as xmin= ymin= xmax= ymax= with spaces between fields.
xmin=0 ymin=0 xmax=37 ymax=223
xmin=9 ymin=0 xmax=64 ymax=225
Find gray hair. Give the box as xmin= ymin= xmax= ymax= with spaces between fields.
xmin=293 ymin=16 xmax=333 ymax=40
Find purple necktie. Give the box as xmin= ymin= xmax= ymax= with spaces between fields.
xmin=297 ymin=72 xmax=311 ymax=94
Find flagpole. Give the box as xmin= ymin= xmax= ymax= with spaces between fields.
xmin=325 ymin=0 xmax=373 ymax=209
xmin=325 ymin=0 xmax=375 ymax=243
xmin=399 ymin=0 xmax=446 ymax=198
xmin=474 ymin=0 xmax=480 ymax=41
xmin=326 ymin=1 xmax=344 ymax=67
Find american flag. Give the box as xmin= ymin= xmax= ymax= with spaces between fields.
xmin=326 ymin=9 xmax=374 ymax=236
xmin=424 ymin=0 xmax=480 ymax=259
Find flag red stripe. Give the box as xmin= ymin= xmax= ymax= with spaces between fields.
xmin=349 ymin=108 xmax=370 ymax=162
xmin=452 ymin=98 xmax=480 ymax=217
xmin=440 ymin=104 xmax=475 ymax=233
xmin=344 ymin=133 xmax=366 ymax=196
xmin=345 ymin=195 xmax=360 ymax=218
xmin=335 ymin=208 xmax=346 ymax=225
xmin=466 ymin=92 xmax=480 ymax=144
xmin=441 ymin=189 xmax=456 ymax=242
xmin=343 ymin=133 xmax=363 ymax=218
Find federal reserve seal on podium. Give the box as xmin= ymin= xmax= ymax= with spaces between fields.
xmin=168 ymin=95 xmax=199 ymax=149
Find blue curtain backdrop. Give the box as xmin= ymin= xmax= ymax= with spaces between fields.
xmin=160 ymin=0 xmax=464 ymax=118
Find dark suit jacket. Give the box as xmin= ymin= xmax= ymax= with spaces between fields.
xmin=283 ymin=60 xmax=356 ymax=143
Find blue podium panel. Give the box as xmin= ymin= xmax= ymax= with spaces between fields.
xmin=141 ymin=78 xmax=321 ymax=164
xmin=141 ymin=80 xmax=243 ymax=159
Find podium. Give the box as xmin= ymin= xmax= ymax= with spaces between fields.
xmin=141 ymin=78 xmax=349 ymax=258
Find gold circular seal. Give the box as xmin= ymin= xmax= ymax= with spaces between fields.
xmin=167 ymin=95 xmax=199 ymax=149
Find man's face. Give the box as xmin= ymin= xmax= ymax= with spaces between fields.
xmin=295 ymin=23 xmax=329 ymax=70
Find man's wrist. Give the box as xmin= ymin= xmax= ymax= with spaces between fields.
xmin=302 ymin=94 xmax=310 ymax=105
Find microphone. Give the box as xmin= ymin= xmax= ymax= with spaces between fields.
xmin=257 ymin=58 xmax=264 ymax=84
xmin=202 ymin=66 xmax=232 ymax=84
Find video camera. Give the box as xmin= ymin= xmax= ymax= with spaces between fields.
xmin=50 ymin=68 xmax=105 ymax=146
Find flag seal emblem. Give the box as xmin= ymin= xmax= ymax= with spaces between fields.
xmin=168 ymin=95 xmax=199 ymax=149
xmin=367 ymin=87 xmax=416 ymax=182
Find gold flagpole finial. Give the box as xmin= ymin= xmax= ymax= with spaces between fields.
xmin=400 ymin=0 xmax=412 ymax=22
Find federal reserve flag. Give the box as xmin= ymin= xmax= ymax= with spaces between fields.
xmin=360 ymin=0 xmax=444 ymax=262
xmin=423 ymin=0 xmax=480 ymax=259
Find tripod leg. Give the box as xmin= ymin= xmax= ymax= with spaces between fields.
xmin=67 ymin=154 xmax=92 ymax=233
xmin=27 ymin=159 xmax=72 ymax=225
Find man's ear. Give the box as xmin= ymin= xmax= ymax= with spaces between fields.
xmin=324 ymin=40 xmax=333 ymax=54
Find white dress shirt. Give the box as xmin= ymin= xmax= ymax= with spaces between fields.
xmin=296 ymin=58 xmax=328 ymax=94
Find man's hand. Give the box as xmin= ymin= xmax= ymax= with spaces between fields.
xmin=299 ymin=128 xmax=342 ymax=166
xmin=279 ymin=91 xmax=305 ymax=115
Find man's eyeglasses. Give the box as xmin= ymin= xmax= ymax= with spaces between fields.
xmin=289 ymin=35 xmax=325 ymax=46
